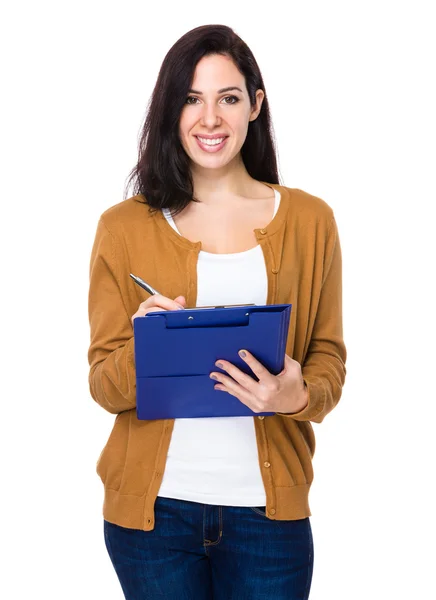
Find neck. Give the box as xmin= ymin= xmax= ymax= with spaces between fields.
xmin=190 ymin=155 xmax=256 ymax=205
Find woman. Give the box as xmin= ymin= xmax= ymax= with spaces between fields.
xmin=88 ymin=24 xmax=347 ymax=600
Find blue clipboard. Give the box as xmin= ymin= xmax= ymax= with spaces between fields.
xmin=133 ymin=303 xmax=292 ymax=420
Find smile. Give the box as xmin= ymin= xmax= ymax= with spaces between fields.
xmin=195 ymin=136 xmax=228 ymax=153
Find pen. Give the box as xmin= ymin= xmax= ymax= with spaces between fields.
xmin=130 ymin=273 xmax=254 ymax=309
xmin=129 ymin=273 xmax=160 ymax=296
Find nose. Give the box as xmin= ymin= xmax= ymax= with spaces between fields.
xmin=200 ymin=102 xmax=222 ymax=129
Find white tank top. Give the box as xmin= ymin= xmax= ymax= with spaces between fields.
xmin=158 ymin=189 xmax=280 ymax=505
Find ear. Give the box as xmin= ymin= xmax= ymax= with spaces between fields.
xmin=249 ymin=89 xmax=265 ymax=122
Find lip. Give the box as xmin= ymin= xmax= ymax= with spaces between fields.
xmin=195 ymin=134 xmax=229 ymax=140
xmin=195 ymin=135 xmax=228 ymax=153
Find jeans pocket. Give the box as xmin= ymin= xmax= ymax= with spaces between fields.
xmin=249 ymin=506 xmax=267 ymax=516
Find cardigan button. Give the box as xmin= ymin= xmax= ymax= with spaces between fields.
xmin=264 ymin=461 xmax=271 ymax=468
xmin=269 ymin=508 xmax=276 ymax=515
xmin=258 ymin=416 xmax=265 ymax=420
xmin=259 ymin=228 xmax=267 ymax=234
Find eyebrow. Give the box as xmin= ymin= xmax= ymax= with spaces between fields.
xmin=187 ymin=86 xmax=244 ymax=95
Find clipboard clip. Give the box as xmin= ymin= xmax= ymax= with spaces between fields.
xmin=190 ymin=303 xmax=256 ymax=310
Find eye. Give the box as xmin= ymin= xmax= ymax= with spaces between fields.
xmin=221 ymin=95 xmax=239 ymax=105
xmin=185 ymin=96 xmax=199 ymax=105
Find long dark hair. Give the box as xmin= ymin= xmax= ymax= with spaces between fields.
xmin=124 ymin=24 xmax=280 ymax=214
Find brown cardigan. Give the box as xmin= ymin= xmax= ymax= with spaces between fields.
xmin=87 ymin=183 xmax=347 ymax=531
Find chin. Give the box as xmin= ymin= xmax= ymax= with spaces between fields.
xmin=190 ymin=150 xmax=241 ymax=170
xmin=191 ymin=158 xmax=233 ymax=171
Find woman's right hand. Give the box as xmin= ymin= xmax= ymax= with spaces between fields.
xmin=131 ymin=295 xmax=186 ymax=326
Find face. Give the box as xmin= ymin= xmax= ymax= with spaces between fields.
xmin=178 ymin=53 xmax=264 ymax=172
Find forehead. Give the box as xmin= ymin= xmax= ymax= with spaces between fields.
xmin=191 ymin=54 xmax=246 ymax=90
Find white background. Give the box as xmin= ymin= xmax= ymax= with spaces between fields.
xmin=1 ymin=1 xmax=435 ymax=598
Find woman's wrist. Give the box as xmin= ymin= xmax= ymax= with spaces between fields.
xmin=281 ymin=383 xmax=309 ymax=415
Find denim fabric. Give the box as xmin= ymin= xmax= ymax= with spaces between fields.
xmin=104 ymin=496 xmax=313 ymax=599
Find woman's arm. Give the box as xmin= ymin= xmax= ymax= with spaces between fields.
xmin=207 ymin=215 xmax=346 ymax=422
xmin=87 ymin=217 xmax=187 ymax=414
xmin=87 ymin=218 xmax=137 ymax=414
xmin=281 ymin=215 xmax=347 ymax=423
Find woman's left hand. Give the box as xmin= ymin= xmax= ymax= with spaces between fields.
xmin=210 ymin=350 xmax=309 ymax=414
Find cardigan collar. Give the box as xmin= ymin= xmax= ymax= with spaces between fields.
xmin=152 ymin=181 xmax=289 ymax=273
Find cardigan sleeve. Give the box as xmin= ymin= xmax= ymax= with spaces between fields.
xmin=87 ymin=218 xmax=137 ymax=414
xmin=280 ymin=216 xmax=347 ymax=423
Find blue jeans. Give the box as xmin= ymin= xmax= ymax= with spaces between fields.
xmin=104 ymin=495 xmax=314 ymax=599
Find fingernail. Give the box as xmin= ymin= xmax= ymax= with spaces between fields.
xmin=210 ymin=374 xmax=218 ymax=380
xmin=239 ymin=350 xmax=246 ymax=358
xmin=215 ymin=362 xmax=224 ymax=369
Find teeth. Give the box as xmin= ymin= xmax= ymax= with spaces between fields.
xmin=197 ymin=137 xmax=225 ymax=146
